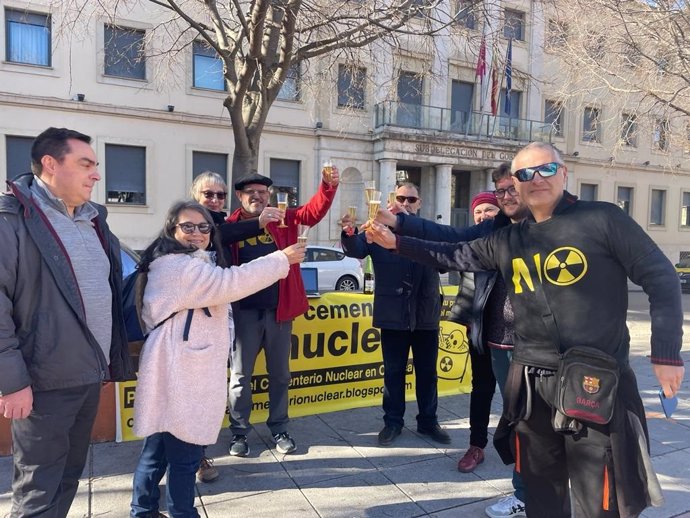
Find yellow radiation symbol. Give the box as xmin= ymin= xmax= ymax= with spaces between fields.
xmin=258 ymin=229 xmax=275 ymax=244
xmin=544 ymin=247 xmax=587 ymax=286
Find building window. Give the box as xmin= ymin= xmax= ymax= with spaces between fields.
xmin=545 ymin=19 xmax=567 ymax=49
xmin=617 ymin=186 xmax=633 ymax=216
xmin=585 ymin=33 xmax=605 ymax=61
xmin=277 ymin=62 xmax=300 ymax=101
xmin=192 ymin=41 xmax=224 ymax=91
xmin=105 ymin=144 xmax=146 ymax=204
xmin=622 ymin=42 xmax=640 ymax=68
xmin=104 ymin=25 xmax=146 ymax=80
xmin=544 ymin=100 xmax=563 ymax=137
xmin=396 ymin=71 xmax=424 ymax=127
xmin=580 ymin=183 xmax=598 ymax=201
xmin=270 ymin=158 xmax=300 ymax=206
xmin=5 ymin=135 xmax=34 ymax=181
xmin=503 ymin=9 xmax=524 ymax=41
xmin=5 ymin=8 xmax=51 ymax=66
xmin=582 ymin=107 xmax=601 ymax=143
xmin=621 ymin=113 xmax=637 ymax=147
xmin=455 ymin=0 xmax=476 ymax=30
xmin=653 ymin=118 xmax=669 ymax=151
xmin=650 ymin=188 xmax=666 ymax=226
xmin=337 ymin=64 xmax=366 ymax=109
xmin=410 ymin=0 xmax=428 ymax=18
xmin=192 ymin=151 xmax=228 ymax=184
xmin=681 ymin=192 xmax=690 ymax=228
xmin=450 ymin=80 xmax=474 ymax=131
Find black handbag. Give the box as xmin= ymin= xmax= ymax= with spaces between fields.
xmin=555 ymin=346 xmax=619 ymax=425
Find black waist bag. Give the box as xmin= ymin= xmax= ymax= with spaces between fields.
xmin=555 ymin=346 xmax=619 ymax=425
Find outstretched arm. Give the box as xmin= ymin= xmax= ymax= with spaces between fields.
xmin=366 ymin=222 xmax=497 ymax=273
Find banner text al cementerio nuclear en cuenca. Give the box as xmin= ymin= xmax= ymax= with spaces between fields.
xmin=116 ymin=288 xmax=470 ymax=441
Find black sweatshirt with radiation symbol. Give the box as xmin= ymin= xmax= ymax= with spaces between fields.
xmin=396 ymin=191 xmax=684 ymax=371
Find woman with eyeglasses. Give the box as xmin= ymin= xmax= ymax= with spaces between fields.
xmin=129 ymin=200 xmax=305 ymax=518
xmin=190 ymin=171 xmax=228 ymax=226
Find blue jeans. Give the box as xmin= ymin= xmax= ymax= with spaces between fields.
xmin=131 ymin=432 xmax=202 ymax=518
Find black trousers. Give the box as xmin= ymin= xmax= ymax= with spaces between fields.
xmin=11 ymin=383 xmax=101 ymax=518
xmin=468 ymin=346 xmax=496 ymax=448
xmin=514 ymin=374 xmax=620 ymax=518
xmin=380 ymin=328 xmax=439 ymax=429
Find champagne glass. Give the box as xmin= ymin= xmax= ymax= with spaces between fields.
xmin=368 ymin=190 xmax=382 ymax=223
xmin=297 ymin=224 xmax=310 ymax=245
xmin=347 ymin=205 xmax=357 ymax=222
xmin=364 ymin=180 xmax=377 ymax=203
xmin=322 ymin=159 xmax=334 ymax=184
xmin=388 ymin=191 xmax=397 ymax=208
xmin=276 ymin=191 xmax=288 ymax=228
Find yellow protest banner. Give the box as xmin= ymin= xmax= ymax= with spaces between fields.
xmin=116 ymin=288 xmax=470 ymax=442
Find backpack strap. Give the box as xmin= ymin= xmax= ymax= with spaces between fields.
xmin=181 ymin=307 xmax=212 ymax=342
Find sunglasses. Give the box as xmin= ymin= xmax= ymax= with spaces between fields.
xmin=395 ymin=195 xmax=420 ymax=204
xmin=512 ymin=162 xmax=562 ymax=182
xmin=201 ymin=190 xmax=227 ymax=200
xmin=494 ymin=186 xmax=518 ymax=199
xmin=177 ymin=222 xmax=213 ymax=234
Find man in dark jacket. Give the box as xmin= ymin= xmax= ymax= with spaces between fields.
xmin=341 ymin=182 xmax=450 ymax=446
xmin=0 ymin=127 xmax=134 ymax=517
xmin=367 ymin=142 xmax=684 ymax=518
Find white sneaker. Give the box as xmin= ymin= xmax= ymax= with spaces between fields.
xmin=485 ymin=495 xmax=526 ymax=518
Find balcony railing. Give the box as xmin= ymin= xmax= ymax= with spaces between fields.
xmin=374 ymin=101 xmax=554 ymax=143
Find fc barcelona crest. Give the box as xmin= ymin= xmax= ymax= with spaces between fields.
xmin=583 ymin=375 xmax=600 ymax=394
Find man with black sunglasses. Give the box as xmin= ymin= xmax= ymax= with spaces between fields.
xmin=366 ymin=142 xmax=684 ymax=518
xmin=341 ymin=182 xmax=451 ymax=446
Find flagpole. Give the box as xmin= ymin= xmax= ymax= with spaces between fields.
xmin=490 ymin=41 xmax=508 ymax=138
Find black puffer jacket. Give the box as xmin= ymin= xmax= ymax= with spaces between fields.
xmin=0 ymin=174 xmax=135 ymax=395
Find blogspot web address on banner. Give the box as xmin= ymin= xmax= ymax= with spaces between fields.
xmin=247 ymin=361 xmax=414 ymax=412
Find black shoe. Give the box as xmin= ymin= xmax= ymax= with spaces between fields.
xmin=417 ymin=423 xmax=451 ymax=444
xmin=378 ymin=425 xmax=401 ymax=446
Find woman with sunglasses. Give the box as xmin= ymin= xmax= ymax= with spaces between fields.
xmin=190 ymin=171 xmax=228 ymax=227
xmin=130 ymin=200 xmax=304 ymax=518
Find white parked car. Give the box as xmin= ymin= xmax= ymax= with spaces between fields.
xmin=302 ymin=245 xmax=363 ymax=292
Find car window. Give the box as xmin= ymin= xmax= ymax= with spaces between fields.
xmin=313 ymin=249 xmax=340 ymax=262
xmin=120 ymin=247 xmax=139 ymax=278
xmin=306 ymin=249 xmax=316 ymax=262
xmin=335 ymin=251 xmax=345 ymax=260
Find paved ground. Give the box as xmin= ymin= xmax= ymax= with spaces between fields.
xmin=1 ymin=291 xmax=689 ymax=517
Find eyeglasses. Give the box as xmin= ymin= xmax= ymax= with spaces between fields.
xmin=177 ymin=222 xmax=213 ymax=234
xmin=201 ymin=190 xmax=227 ymax=201
xmin=395 ymin=195 xmax=420 ymax=204
xmin=241 ymin=188 xmax=270 ymax=197
xmin=512 ymin=162 xmax=562 ymax=182
xmin=494 ymin=186 xmax=518 ymax=199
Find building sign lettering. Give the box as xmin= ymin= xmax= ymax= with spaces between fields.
xmin=413 ymin=143 xmax=514 ymax=161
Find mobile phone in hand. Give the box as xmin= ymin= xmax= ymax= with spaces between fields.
xmin=658 ymin=388 xmax=679 ymax=418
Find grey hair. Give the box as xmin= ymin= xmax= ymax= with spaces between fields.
xmin=396 ymin=181 xmax=420 ymax=195
xmin=190 ymin=171 xmax=228 ymax=202
xmin=511 ymin=142 xmax=564 ymax=173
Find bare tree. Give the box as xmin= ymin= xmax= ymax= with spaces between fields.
xmin=51 ymin=0 xmax=524 ymax=189
xmin=542 ymin=0 xmax=690 ymax=157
